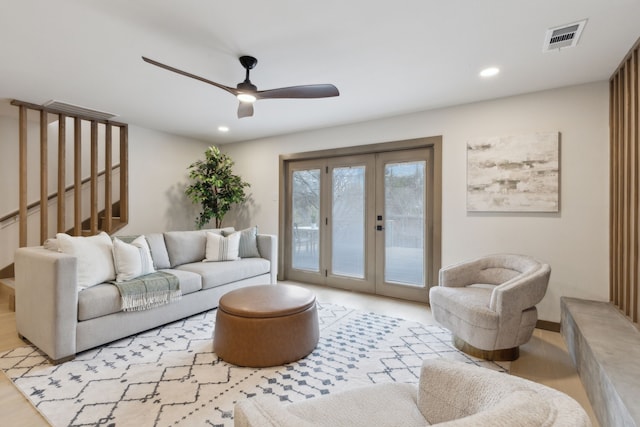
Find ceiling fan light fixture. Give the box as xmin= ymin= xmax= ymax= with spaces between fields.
xmin=237 ymin=93 xmax=257 ymax=103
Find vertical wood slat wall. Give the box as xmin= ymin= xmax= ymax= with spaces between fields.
xmin=57 ymin=116 xmax=66 ymax=233
xmin=18 ymin=106 xmax=27 ymax=247
xmin=90 ymin=121 xmax=99 ymax=234
xmin=39 ymin=111 xmax=48 ymax=243
xmin=119 ymin=129 xmax=129 ymax=223
xmin=74 ymin=118 xmax=82 ymax=235
xmin=11 ymin=100 xmax=128 ymax=246
xmin=104 ymin=124 xmax=113 ymax=232
xmin=610 ymin=39 xmax=640 ymax=324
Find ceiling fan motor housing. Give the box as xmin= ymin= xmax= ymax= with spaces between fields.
xmin=239 ymin=55 xmax=258 ymax=70
xmin=237 ymin=80 xmax=257 ymax=91
xmin=238 ymin=56 xmax=258 ymax=91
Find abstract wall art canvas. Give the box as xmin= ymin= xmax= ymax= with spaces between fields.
xmin=467 ymin=132 xmax=560 ymax=212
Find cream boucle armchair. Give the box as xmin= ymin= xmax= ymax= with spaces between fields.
xmin=429 ymin=253 xmax=551 ymax=361
xmin=234 ymin=358 xmax=590 ymax=427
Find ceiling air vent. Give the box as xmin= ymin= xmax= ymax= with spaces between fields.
xmin=42 ymin=100 xmax=117 ymax=120
xmin=543 ymin=19 xmax=587 ymax=52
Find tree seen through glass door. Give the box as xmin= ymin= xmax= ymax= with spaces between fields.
xmin=384 ymin=161 xmax=425 ymax=285
xmin=292 ymin=169 xmax=320 ymax=271
xmin=332 ymin=166 xmax=365 ymax=278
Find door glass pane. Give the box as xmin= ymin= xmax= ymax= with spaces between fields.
xmin=384 ymin=161 xmax=425 ymax=286
xmin=332 ymin=166 xmax=365 ymax=278
xmin=292 ymin=169 xmax=320 ymax=271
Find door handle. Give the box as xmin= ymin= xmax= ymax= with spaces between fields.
xmin=376 ymin=225 xmax=384 ymax=231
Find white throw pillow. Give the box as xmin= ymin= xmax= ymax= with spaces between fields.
xmin=43 ymin=238 xmax=60 ymax=252
xmin=112 ymin=236 xmax=156 ymax=282
xmin=56 ymin=232 xmax=116 ymax=289
xmin=204 ymin=231 xmax=240 ymax=262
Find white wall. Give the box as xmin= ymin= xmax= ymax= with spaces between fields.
xmin=222 ymin=81 xmax=610 ymax=322
xmin=122 ymin=125 xmax=210 ymax=234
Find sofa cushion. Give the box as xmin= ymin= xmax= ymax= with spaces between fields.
xmin=177 ymin=258 xmax=270 ymax=289
xmin=78 ymin=283 xmax=122 ymax=321
xmin=164 ymin=228 xmax=235 ymax=267
xmin=159 ymin=269 xmax=202 ymax=295
xmin=236 ymin=383 xmax=425 ymax=427
xmin=429 ymin=286 xmax=498 ymax=330
xmin=289 ymin=383 xmax=425 ymax=426
xmin=146 ymin=233 xmax=171 ymax=269
xmin=78 ymin=270 xmax=202 ymax=321
xmin=164 ymin=230 xmax=207 ymax=268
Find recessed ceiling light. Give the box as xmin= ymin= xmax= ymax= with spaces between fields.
xmin=480 ymin=67 xmax=500 ymax=78
xmin=218 ymin=126 xmax=229 ymax=132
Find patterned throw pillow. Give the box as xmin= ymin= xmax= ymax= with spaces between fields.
xmin=203 ymin=231 xmax=240 ymax=262
xmin=112 ymin=236 xmax=156 ymax=282
xmin=223 ymin=226 xmax=260 ymax=258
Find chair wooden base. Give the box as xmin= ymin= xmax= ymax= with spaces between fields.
xmin=453 ymin=335 xmax=520 ymax=361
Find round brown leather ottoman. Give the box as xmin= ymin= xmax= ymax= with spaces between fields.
xmin=213 ymin=284 xmax=319 ymax=367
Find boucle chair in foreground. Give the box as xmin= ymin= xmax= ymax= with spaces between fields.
xmin=429 ymin=253 xmax=551 ymax=361
xmin=234 ymin=358 xmax=591 ymax=427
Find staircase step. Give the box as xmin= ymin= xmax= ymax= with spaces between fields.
xmin=0 ymin=277 xmax=15 ymax=311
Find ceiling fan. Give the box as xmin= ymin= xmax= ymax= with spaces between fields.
xmin=142 ymin=55 xmax=339 ymax=118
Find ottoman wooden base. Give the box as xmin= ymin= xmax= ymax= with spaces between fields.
xmin=213 ymin=285 xmax=319 ymax=368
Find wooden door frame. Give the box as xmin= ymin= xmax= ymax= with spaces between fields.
xmin=279 ymin=136 xmax=442 ymax=292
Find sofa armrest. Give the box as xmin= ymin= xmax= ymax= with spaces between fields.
xmin=489 ymin=264 xmax=551 ymax=314
xmin=438 ymin=258 xmax=484 ymax=288
xmin=15 ymin=247 xmax=79 ymax=362
xmin=257 ymin=234 xmax=278 ymax=284
xmin=417 ymin=358 xmax=589 ymax=427
xmin=417 ymin=358 xmax=528 ymax=423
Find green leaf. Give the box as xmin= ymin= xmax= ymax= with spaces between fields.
xmin=185 ymin=145 xmax=250 ymax=229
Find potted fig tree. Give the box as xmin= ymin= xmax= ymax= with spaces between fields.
xmin=185 ymin=145 xmax=250 ymax=229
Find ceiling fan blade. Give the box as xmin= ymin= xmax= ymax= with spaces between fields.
xmin=256 ymin=84 xmax=339 ymax=100
xmin=143 ymin=55 xmax=339 ymax=118
xmin=142 ymin=56 xmax=239 ymax=96
xmin=237 ymin=102 xmax=254 ymax=118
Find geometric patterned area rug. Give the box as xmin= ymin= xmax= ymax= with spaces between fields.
xmin=0 ymin=303 xmax=509 ymax=427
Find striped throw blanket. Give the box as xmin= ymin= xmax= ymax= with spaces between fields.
xmin=112 ymin=271 xmax=181 ymax=312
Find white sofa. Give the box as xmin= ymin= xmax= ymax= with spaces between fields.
xmin=14 ymin=228 xmax=277 ymax=363
xmin=235 ymin=358 xmax=591 ymax=427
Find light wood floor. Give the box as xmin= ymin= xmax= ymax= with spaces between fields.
xmin=0 ymin=284 xmax=599 ymax=426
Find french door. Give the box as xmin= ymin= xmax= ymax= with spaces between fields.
xmin=284 ymin=148 xmax=433 ymax=302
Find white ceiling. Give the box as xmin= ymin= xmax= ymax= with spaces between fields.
xmin=1 ymin=0 xmax=639 ymax=144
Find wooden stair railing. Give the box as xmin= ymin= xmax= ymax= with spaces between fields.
xmin=0 ymin=164 xmax=121 ymax=224
xmin=0 ymin=100 xmax=129 ymax=279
